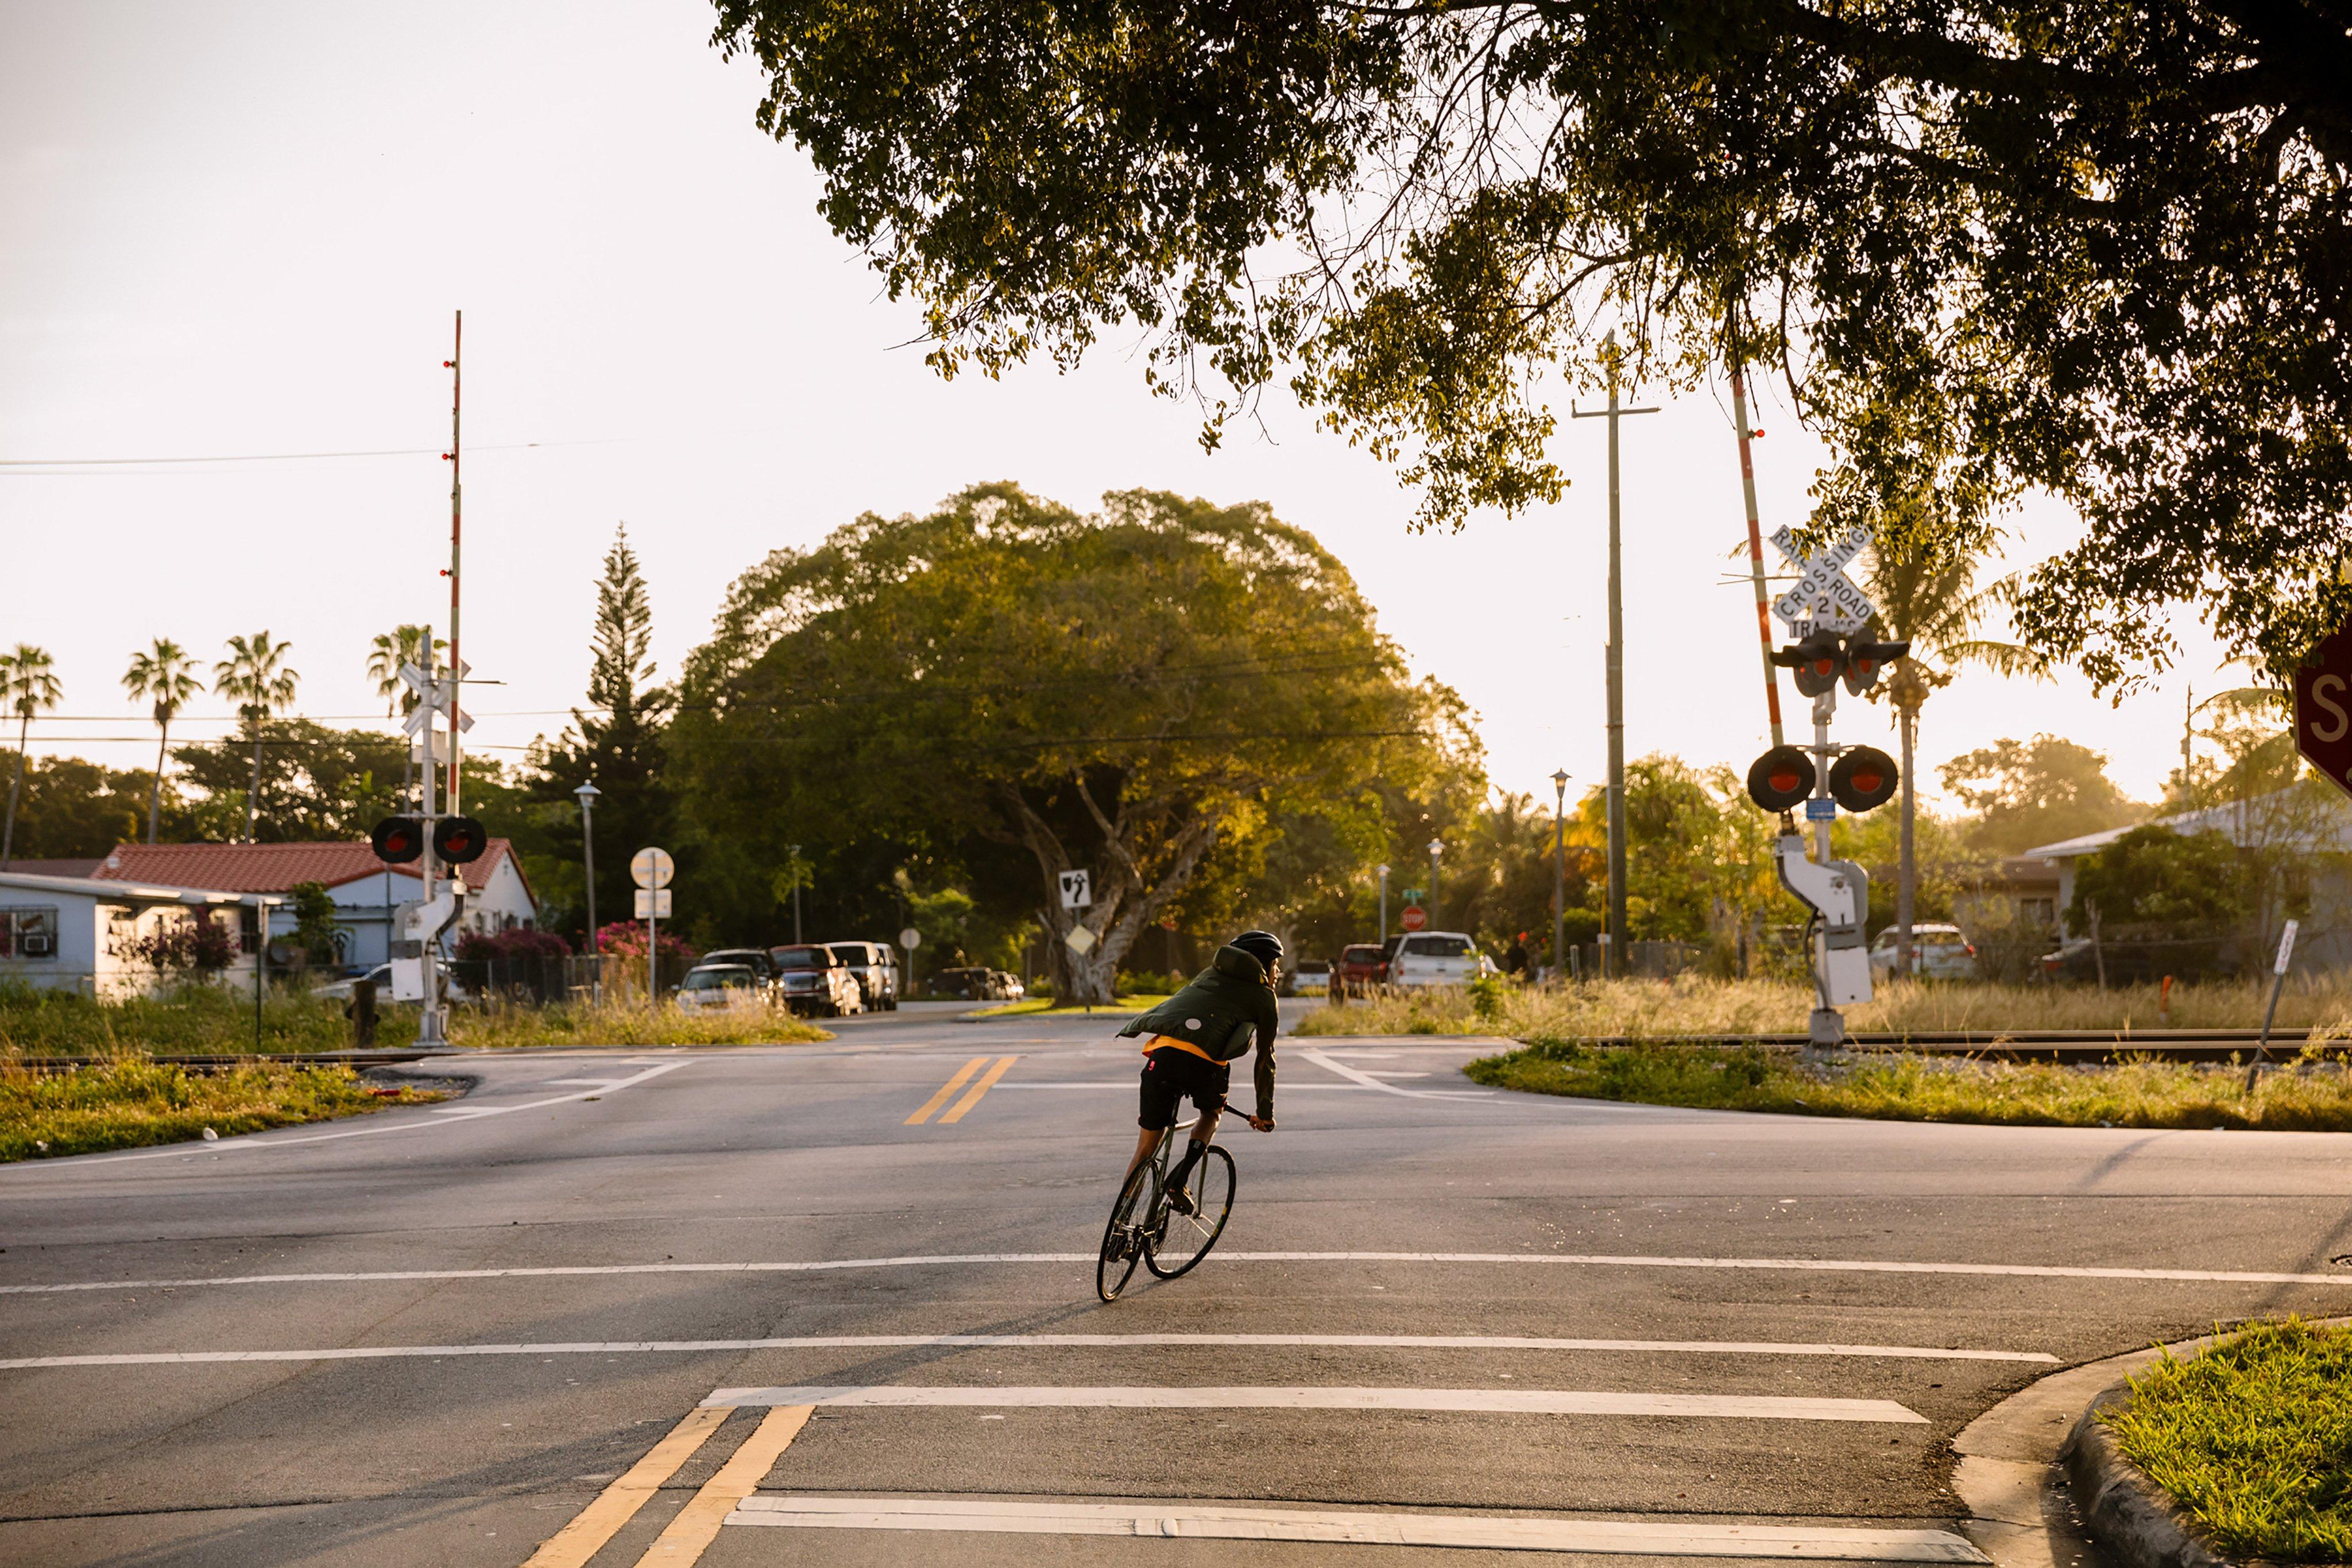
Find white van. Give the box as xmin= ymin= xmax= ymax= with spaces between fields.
xmin=1388 ymin=931 xmax=1493 ymax=988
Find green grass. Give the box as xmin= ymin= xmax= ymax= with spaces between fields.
xmin=1464 ymin=1040 xmax=2352 ymax=1130
xmin=0 ymin=982 xmax=830 ymax=1056
xmin=1300 ymin=974 xmax=2352 ymax=1040
xmin=0 ymin=1058 xmax=446 ymax=1162
xmin=2103 ymin=1318 xmax=2352 ymax=1562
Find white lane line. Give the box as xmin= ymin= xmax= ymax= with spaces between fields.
xmin=1298 ymin=1046 xmax=1492 ymax=1099
xmin=2 ymin=1061 xmax=692 ymax=1170
xmin=0 ymin=1331 xmax=2055 ymax=1371
xmin=701 ymin=1385 xmax=1927 ymax=1423
xmin=13 ymin=1248 xmax=2344 ymax=1296
xmin=726 ymin=1497 xmax=1987 ymax=1561
xmin=543 ymin=1079 xmax=626 ymax=1087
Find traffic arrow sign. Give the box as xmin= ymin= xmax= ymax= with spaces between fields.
xmin=2294 ymin=617 xmax=2352 ymax=799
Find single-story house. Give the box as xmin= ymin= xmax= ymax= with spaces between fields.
xmin=89 ymin=839 xmax=540 ymax=970
xmin=0 ymin=868 xmax=273 ymax=997
xmin=2020 ymin=785 xmax=2352 ymax=972
xmin=1948 ymin=854 xmax=2064 ymax=937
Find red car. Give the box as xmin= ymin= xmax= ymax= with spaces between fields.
xmin=1329 ymin=942 xmax=1390 ymax=998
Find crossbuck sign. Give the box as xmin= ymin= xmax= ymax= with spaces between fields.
xmin=1770 ymin=525 xmax=1877 ymax=635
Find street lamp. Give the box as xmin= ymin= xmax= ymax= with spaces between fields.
xmin=1428 ymin=839 xmax=1444 ymax=926
xmin=1551 ymin=770 xmax=1570 ymax=980
xmin=574 ymin=781 xmax=601 ymax=1002
xmin=1376 ymin=864 xmax=1390 ymax=945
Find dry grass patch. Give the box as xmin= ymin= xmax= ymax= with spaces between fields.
xmin=449 ymin=999 xmax=830 ymax=1048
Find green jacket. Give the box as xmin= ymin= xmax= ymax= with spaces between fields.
xmin=1117 ymin=944 xmax=1280 ymax=1118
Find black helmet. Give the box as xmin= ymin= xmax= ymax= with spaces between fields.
xmin=1229 ymin=930 xmax=1285 ymax=971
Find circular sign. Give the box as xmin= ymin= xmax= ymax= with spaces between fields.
xmin=629 ymin=846 xmax=675 ymax=890
xmin=898 ymin=926 xmax=922 ymax=950
xmin=1399 ymin=904 xmax=1428 ymax=932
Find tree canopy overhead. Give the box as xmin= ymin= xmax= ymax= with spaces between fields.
xmin=670 ymin=483 xmax=1472 ymax=1000
xmin=711 ymin=0 xmax=2352 ymax=687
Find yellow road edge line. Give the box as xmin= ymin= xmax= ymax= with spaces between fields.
xmin=938 ymin=1055 xmax=1020 ymax=1123
xmin=904 ymin=1056 xmax=988 ymax=1125
xmin=521 ymin=1404 xmax=731 ymax=1568
xmin=632 ymin=1403 xmax=813 ymax=1565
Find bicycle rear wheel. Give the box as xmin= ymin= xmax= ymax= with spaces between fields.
xmin=1095 ymin=1160 xmax=1155 ymax=1302
xmin=1144 ymin=1144 xmax=1235 ymax=1278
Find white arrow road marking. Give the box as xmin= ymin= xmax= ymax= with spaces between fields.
xmin=0 ymin=1331 xmax=2056 ymax=1371
xmin=699 ymin=1384 xmax=1927 ymax=1423
xmin=725 ymin=1497 xmax=1988 ymax=1561
xmin=1298 ymin=1047 xmax=1491 ymax=1098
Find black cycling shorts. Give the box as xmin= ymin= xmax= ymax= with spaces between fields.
xmin=1138 ymin=1046 xmax=1229 ymax=1130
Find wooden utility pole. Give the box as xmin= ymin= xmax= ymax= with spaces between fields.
xmin=1571 ymin=335 xmax=1658 ymax=977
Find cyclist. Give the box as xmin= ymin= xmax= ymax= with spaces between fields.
xmin=1115 ymin=930 xmax=1282 ymax=1210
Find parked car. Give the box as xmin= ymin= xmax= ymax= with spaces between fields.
xmin=931 ymin=966 xmax=1005 ymax=1001
xmin=769 ymin=943 xmax=863 ymax=1016
xmin=675 ymin=963 xmax=765 ymax=1013
xmin=1387 ymin=931 xmax=1493 ymax=988
xmin=1288 ymin=958 xmax=1331 ymax=997
xmin=823 ymin=940 xmax=901 ymax=1011
xmin=994 ymin=970 xmax=1026 ymax=1001
xmin=702 ymin=947 xmax=783 ymax=993
xmin=1867 ymin=923 xmax=1978 ymax=980
xmin=1330 ymin=943 xmax=1390 ymax=997
xmin=317 ymin=962 xmax=475 ymax=1004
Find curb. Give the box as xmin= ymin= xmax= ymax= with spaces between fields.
xmin=2058 ymin=1388 xmax=2230 ymax=1568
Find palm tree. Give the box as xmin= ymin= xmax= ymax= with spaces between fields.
xmin=1861 ymin=509 xmax=2048 ymax=975
xmin=366 ymin=625 xmax=444 ymax=811
xmin=122 ymin=640 xmax=205 ymax=845
xmin=1 ymin=645 xmax=64 ymax=870
xmin=214 ymin=633 xmax=299 ymax=843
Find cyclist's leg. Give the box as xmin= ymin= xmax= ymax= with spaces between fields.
xmin=1123 ymin=1124 xmax=1161 ymax=1181
xmin=1129 ymin=1050 xmax=1181 ymax=1179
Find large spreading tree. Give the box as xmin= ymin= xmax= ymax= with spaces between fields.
xmin=711 ymin=1 xmax=2352 ymax=687
xmin=670 ymin=483 xmax=1471 ymax=1002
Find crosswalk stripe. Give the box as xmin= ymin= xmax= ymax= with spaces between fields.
xmin=724 ymin=1496 xmax=1988 ymax=1560
xmin=0 ymin=1331 xmax=2052 ymax=1371
xmin=520 ymin=1406 xmax=729 ymax=1567
xmin=903 ymin=1056 xmax=988 ymax=1124
xmin=699 ymin=1384 xmax=1927 ymax=1423
xmin=937 ymin=1055 xmax=1019 ymax=1122
xmin=630 ymin=1404 xmax=811 ymax=1566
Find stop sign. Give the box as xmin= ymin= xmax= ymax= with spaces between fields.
xmin=1399 ymin=904 xmax=1428 ymax=932
xmin=2295 ymin=618 xmax=2352 ymax=799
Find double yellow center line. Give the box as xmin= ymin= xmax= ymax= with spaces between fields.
xmin=522 ymin=1403 xmax=814 ymax=1567
xmin=905 ymin=1055 xmax=1019 ymax=1125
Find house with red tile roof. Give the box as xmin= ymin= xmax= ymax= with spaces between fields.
xmin=91 ymin=839 xmax=539 ymax=969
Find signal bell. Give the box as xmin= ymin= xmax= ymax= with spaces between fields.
xmin=1745 ymin=746 xmax=1817 ymax=812
xmin=1829 ymin=746 xmax=1900 ymax=812
xmin=370 ymin=816 xmax=424 ymax=864
xmin=432 ymin=815 xmax=489 ymax=865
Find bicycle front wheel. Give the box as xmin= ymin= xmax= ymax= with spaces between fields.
xmin=1096 ymin=1160 xmax=1155 ymax=1302
xmin=1144 ymin=1144 xmax=1235 ymax=1279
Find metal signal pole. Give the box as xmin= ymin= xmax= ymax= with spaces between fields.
xmin=1730 ymin=363 xmax=1785 ymax=748
xmin=443 ymin=311 xmax=463 ymax=812
xmin=1571 ymin=334 xmax=1658 ymax=977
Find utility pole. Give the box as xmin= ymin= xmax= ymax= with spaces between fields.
xmin=1571 ymin=332 xmax=1658 ymax=977
xmin=791 ymin=843 xmax=803 ymax=944
xmin=1551 ymin=771 xmax=1569 ymax=980
xmin=414 ymin=633 xmax=447 ymax=1047
xmin=1428 ymin=839 xmax=1443 ymax=927
xmin=442 ymin=311 xmax=465 ymax=814
xmin=1730 ymin=363 xmax=1785 ymax=748
xmin=1376 ymin=864 xmax=1389 ymax=946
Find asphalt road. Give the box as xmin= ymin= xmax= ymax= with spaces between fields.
xmin=3 ymin=1001 xmax=2350 ymax=1567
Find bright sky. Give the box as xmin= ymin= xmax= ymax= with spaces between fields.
xmin=2 ymin=1 xmax=2248 ymax=819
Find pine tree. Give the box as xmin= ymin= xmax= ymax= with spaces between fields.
xmin=529 ymin=526 xmax=675 ymax=934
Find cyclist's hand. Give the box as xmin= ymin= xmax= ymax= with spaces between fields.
xmin=1248 ymin=1114 xmax=1275 ymax=1132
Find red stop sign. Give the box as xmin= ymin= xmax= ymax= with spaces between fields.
xmin=2295 ymin=618 xmax=2352 ymax=799
xmin=1399 ymin=904 xmax=1428 ymax=932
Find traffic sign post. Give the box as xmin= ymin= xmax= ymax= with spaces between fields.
xmin=2293 ymin=618 xmax=2352 ymax=799
xmin=1058 ymin=869 xmax=1092 ymax=910
xmin=632 ymin=847 xmax=674 ymax=1002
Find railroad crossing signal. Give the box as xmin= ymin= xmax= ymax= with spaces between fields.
xmin=1828 ymin=747 xmax=1899 ymax=812
xmin=1773 ymin=630 xmax=1910 ymax=698
xmin=2294 ymin=617 xmax=2352 ymax=799
xmin=1745 ymin=746 xmax=1816 ymax=812
xmin=370 ymin=816 xmax=425 ymax=864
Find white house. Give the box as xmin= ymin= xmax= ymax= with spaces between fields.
xmin=0 ymin=868 xmax=273 ymax=997
xmin=90 ymin=840 xmax=540 ymax=970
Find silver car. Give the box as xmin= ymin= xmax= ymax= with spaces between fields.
xmin=1868 ymin=923 xmax=1978 ymax=980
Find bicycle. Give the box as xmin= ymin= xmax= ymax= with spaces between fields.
xmin=1095 ymin=1116 xmax=1237 ymax=1302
